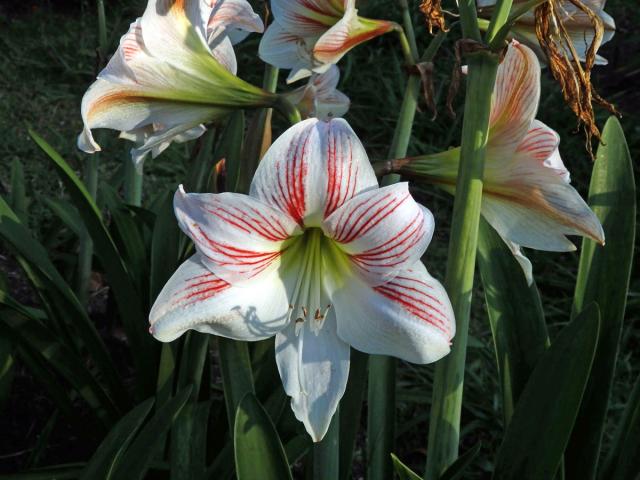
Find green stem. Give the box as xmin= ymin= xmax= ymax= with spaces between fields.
xmin=425 ymin=49 xmax=499 ymax=480
xmin=124 ymin=159 xmax=143 ymax=206
xmin=367 ymin=3 xmax=428 ymax=479
xmin=485 ymin=0 xmax=513 ymax=44
xmin=313 ymin=408 xmax=340 ymax=480
xmin=274 ymin=95 xmax=302 ymax=126
xmin=78 ymin=0 xmax=107 ymax=304
xmin=96 ymin=0 xmax=107 ymax=56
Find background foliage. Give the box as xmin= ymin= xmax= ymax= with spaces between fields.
xmin=0 ymin=0 xmax=638 ymax=477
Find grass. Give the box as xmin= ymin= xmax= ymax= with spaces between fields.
xmin=0 ymin=0 xmax=638 ymax=477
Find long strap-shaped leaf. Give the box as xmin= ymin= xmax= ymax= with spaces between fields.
xmin=29 ymin=130 xmax=157 ymax=396
xmin=493 ymin=304 xmax=600 ymax=480
xmin=110 ymin=386 xmax=192 ymax=480
xmin=80 ymin=398 xmax=155 ymax=480
xmin=234 ymin=393 xmax=292 ymax=480
xmin=598 ymin=372 xmax=640 ymax=480
xmin=0 ymin=197 xmax=127 ymax=410
xmin=477 ymin=219 xmax=549 ymax=423
xmin=565 ymin=117 xmax=636 ymax=480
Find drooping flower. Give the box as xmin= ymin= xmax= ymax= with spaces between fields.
xmin=259 ymin=0 xmax=397 ymax=83
xmin=477 ymin=0 xmax=615 ymax=65
xmin=387 ymin=42 xmax=604 ymax=283
xmin=149 ymin=118 xmax=455 ymax=441
xmin=78 ymin=0 xmax=271 ymax=169
xmin=283 ymin=65 xmax=350 ymax=120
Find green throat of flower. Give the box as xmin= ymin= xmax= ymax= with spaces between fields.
xmin=281 ymin=227 xmax=351 ymax=336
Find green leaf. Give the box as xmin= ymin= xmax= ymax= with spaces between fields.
xmin=171 ymin=401 xmax=211 ymax=480
xmin=149 ymin=190 xmax=181 ymax=303
xmin=439 ymin=442 xmax=482 ymax=480
xmin=390 ymin=453 xmax=422 ymax=480
xmin=28 ymin=130 xmax=156 ymax=396
xmin=599 ymin=373 xmax=640 ymax=480
xmin=80 ymin=398 xmax=155 ymax=480
xmin=0 ymin=196 xmax=128 ymax=411
xmin=493 ymin=304 xmax=601 ymax=480
xmin=101 ymin=184 xmax=149 ymax=295
xmin=219 ymin=337 xmax=255 ymax=431
xmin=340 ymin=349 xmax=367 ymax=480
xmin=234 ymin=393 xmax=292 ymax=480
xmin=10 ymin=158 xmax=28 ymax=223
xmin=565 ymin=117 xmax=636 ymax=479
xmin=42 ymin=198 xmax=85 ymax=238
xmin=111 ymin=386 xmax=192 ymax=480
xmin=0 ymin=336 xmax=14 ymax=412
xmin=0 ymin=296 xmax=118 ymax=423
xmin=477 ymin=218 xmax=549 ymax=422
xmin=185 ymin=128 xmax=217 ymax=193
xmin=0 ymin=463 xmax=85 ymax=480
xmin=218 ymin=111 xmax=245 ymax=193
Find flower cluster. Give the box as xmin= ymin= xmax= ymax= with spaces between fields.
xmin=77 ymin=0 xmax=610 ymax=443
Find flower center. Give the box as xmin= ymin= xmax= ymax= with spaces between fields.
xmin=281 ymin=227 xmax=350 ymax=336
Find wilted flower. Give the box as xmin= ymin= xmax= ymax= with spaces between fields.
xmin=477 ymin=0 xmax=615 ymax=64
xmin=388 ymin=42 xmax=604 ymax=283
xmin=283 ymin=65 xmax=350 ymax=120
xmin=259 ymin=0 xmax=397 ymax=83
xmin=149 ymin=118 xmax=455 ymax=441
xmin=78 ymin=0 xmax=271 ymax=169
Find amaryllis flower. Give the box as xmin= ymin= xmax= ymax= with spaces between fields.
xmin=390 ymin=42 xmax=604 ymax=283
xmin=149 ymin=118 xmax=455 ymax=441
xmin=259 ymin=0 xmax=396 ymax=83
xmin=78 ymin=0 xmax=270 ymax=168
xmin=477 ymin=0 xmax=615 ymax=64
xmin=283 ymin=65 xmax=350 ymax=120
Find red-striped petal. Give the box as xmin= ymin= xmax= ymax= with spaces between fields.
xmin=149 ymin=254 xmax=290 ymax=342
xmin=323 ymin=183 xmax=434 ymax=285
xmin=488 ymin=41 xmax=540 ymax=156
xmin=250 ymin=118 xmax=377 ymax=227
xmin=332 ymin=261 xmax=454 ymax=364
xmin=174 ymin=186 xmax=301 ymax=283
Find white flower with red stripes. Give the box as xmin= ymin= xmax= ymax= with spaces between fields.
xmin=283 ymin=65 xmax=351 ymax=120
xmin=259 ymin=0 xmax=397 ymax=83
xmin=402 ymin=41 xmax=604 ymax=283
xmin=78 ymin=0 xmax=268 ymax=169
xmin=149 ymin=117 xmax=455 ymax=441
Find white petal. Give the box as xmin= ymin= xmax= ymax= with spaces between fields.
xmin=77 ymin=78 xmax=221 ymax=155
xmin=174 ymin=186 xmax=302 ymax=283
xmin=129 ymin=124 xmax=207 ymax=172
xmin=250 ymin=118 xmax=378 ymax=226
xmin=506 ymin=241 xmax=534 ymax=285
xmin=208 ymin=0 xmax=264 ymax=45
xmin=483 ymin=120 xmax=604 ymax=251
xmin=270 ymin=0 xmax=342 ymax=37
xmin=332 ymin=261 xmax=454 ymax=364
xmin=149 ymin=254 xmax=290 ymax=342
xmin=323 ymin=183 xmax=434 ymax=285
xmin=275 ymin=303 xmax=350 ymax=441
xmin=312 ymin=65 xmax=350 ymax=119
xmin=313 ymin=4 xmax=394 ymax=65
xmin=259 ymin=22 xmax=315 ymax=77
xmin=209 ymin=33 xmax=238 ymax=74
xmin=489 ymin=41 xmax=541 ymax=156
xmin=140 ymin=0 xmax=215 ymax=76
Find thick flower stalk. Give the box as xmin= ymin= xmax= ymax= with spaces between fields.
xmin=477 ymin=0 xmax=616 ymax=64
xmin=259 ymin=0 xmax=397 ymax=83
xmin=149 ymin=118 xmax=455 ymax=441
xmin=78 ymin=0 xmax=272 ymax=168
xmin=283 ymin=65 xmax=350 ymax=120
xmin=386 ymin=42 xmax=604 ymax=283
